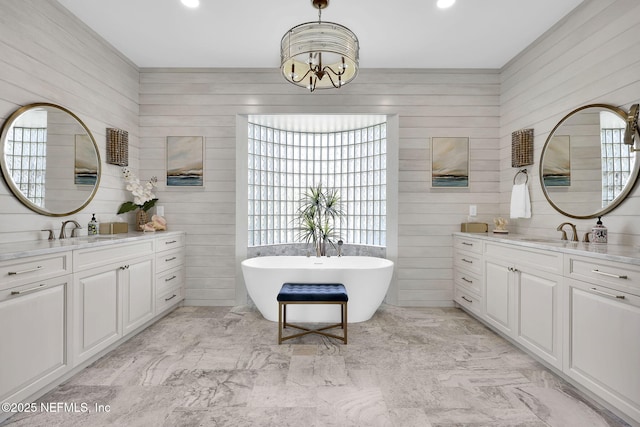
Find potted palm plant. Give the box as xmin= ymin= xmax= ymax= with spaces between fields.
xmin=296 ymin=184 xmax=344 ymax=257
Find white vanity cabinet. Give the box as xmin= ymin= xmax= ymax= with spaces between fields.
xmin=483 ymin=255 xmax=514 ymax=334
xmin=0 ymin=232 xmax=186 ymax=424
xmin=72 ymin=240 xmax=155 ymax=364
xmin=73 ymin=265 xmax=121 ymax=364
xmin=122 ymin=257 xmax=155 ymax=335
xmin=483 ymin=242 xmax=563 ymax=369
xmin=564 ymin=256 xmax=640 ymax=423
xmin=154 ymin=234 xmax=185 ymax=314
xmin=453 ymin=233 xmax=640 ymax=425
xmin=453 ymin=236 xmax=483 ymax=316
xmin=0 ymin=253 xmax=72 ymax=407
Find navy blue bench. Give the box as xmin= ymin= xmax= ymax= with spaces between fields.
xmin=276 ymin=283 xmax=348 ymax=344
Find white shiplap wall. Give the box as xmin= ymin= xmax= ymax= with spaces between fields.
xmin=500 ymin=0 xmax=640 ymax=244
xmin=138 ymin=69 xmax=502 ymax=306
xmin=0 ymin=0 xmax=139 ymax=244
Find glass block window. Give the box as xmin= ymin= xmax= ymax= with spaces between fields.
xmin=601 ymin=127 xmax=632 ymax=206
xmin=248 ymin=122 xmax=387 ymax=247
xmin=5 ymin=126 xmax=47 ymax=207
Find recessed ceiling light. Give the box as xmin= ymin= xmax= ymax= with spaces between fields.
xmin=181 ymin=0 xmax=199 ymax=8
xmin=437 ymin=0 xmax=456 ymax=9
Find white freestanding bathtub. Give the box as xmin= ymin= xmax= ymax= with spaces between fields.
xmin=241 ymin=256 xmax=394 ymax=323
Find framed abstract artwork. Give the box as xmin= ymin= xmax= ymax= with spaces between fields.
xmin=166 ymin=136 xmax=204 ymax=187
xmin=431 ymin=137 xmax=469 ymax=188
xmin=74 ymin=134 xmax=98 ymax=185
xmin=542 ymin=135 xmax=571 ymax=187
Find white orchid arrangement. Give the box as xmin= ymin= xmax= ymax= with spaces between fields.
xmin=117 ymin=168 xmax=158 ymax=214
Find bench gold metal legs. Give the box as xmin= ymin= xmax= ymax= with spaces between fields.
xmin=278 ymin=301 xmax=348 ymax=344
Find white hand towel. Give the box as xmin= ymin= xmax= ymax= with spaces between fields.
xmin=510 ymin=183 xmax=531 ymax=218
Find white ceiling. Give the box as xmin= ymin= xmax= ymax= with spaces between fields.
xmin=56 ymin=0 xmax=584 ymax=69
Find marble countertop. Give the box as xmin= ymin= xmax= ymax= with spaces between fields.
xmin=453 ymin=232 xmax=640 ymax=266
xmin=0 ymin=231 xmax=185 ymax=262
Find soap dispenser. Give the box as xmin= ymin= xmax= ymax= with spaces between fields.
xmin=592 ymin=216 xmax=607 ymax=244
xmin=88 ymin=213 xmax=99 ymax=236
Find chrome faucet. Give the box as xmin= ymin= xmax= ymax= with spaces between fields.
xmin=59 ymin=220 xmax=82 ymax=239
xmin=557 ymin=222 xmax=578 ymax=241
xmin=337 ymin=240 xmax=344 ymax=257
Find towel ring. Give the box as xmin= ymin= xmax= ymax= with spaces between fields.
xmin=513 ymin=169 xmax=528 ymax=185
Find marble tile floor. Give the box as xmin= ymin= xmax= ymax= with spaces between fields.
xmin=1 ymin=305 xmax=631 ymax=427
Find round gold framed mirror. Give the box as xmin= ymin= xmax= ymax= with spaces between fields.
xmin=539 ymin=103 xmax=639 ymax=219
xmin=0 ymin=103 xmax=101 ymax=216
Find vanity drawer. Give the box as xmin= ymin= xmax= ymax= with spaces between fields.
xmin=156 ymin=234 xmax=185 ymax=253
xmin=454 ymin=237 xmax=482 ymax=254
xmin=485 ymin=242 xmax=562 ymax=275
xmin=74 ymin=241 xmax=154 ymax=271
xmin=566 ymin=255 xmax=640 ymax=296
xmin=156 ymin=283 xmax=183 ymax=314
xmin=0 ymin=252 xmax=72 ymax=290
xmin=454 ymin=268 xmax=482 ymax=295
xmin=454 ymin=287 xmax=482 ymax=317
xmin=156 ymin=266 xmax=184 ymax=296
xmin=454 ymin=250 xmax=482 ymax=276
xmin=156 ymin=249 xmax=184 ymax=274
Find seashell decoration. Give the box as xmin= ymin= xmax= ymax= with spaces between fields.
xmin=151 ymin=214 xmax=167 ymax=231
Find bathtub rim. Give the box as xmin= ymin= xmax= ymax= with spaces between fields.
xmin=241 ymin=255 xmax=394 ymax=269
